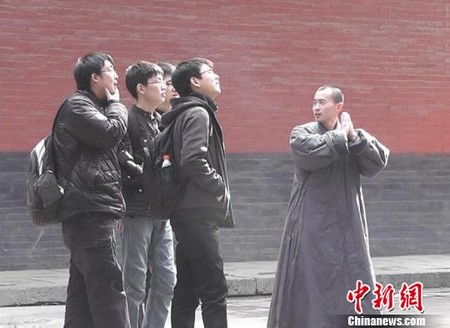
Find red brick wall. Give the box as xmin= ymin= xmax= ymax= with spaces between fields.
xmin=1 ymin=0 xmax=449 ymax=154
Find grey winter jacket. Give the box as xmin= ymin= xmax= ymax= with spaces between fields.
xmin=161 ymin=92 xmax=234 ymax=227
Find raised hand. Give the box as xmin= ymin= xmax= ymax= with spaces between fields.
xmin=340 ymin=112 xmax=359 ymax=142
xmin=105 ymin=86 xmax=120 ymax=102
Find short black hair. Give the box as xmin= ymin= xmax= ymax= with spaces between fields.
xmin=74 ymin=52 xmax=114 ymax=91
xmin=125 ymin=61 xmax=163 ymax=99
xmin=172 ymin=58 xmax=213 ymax=96
xmin=317 ymin=85 xmax=344 ymax=103
xmin=157 ymin=61 xmax=176 ymax=78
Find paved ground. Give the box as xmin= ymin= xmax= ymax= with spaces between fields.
xmin=0 ymin=289 xmax=449 ymax=328
xmin=1 ymin=254 xmax=450 ymax=327
xmin=2 ymin=254 xmax=450 ymax=306
xmin=0 ymin=296 xmax=269 ymax=328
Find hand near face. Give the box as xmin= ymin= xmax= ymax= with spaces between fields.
xmin=105 ymin=86 xmax=120 ymax=102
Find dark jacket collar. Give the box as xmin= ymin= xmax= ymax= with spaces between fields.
xmin=131 ymin=104 xmax=161 ymax=122
xmin=187 ymin=92 xmax=218 ymax=111
xmin=161 ymin=92 xmax=218 ymax=126
xmin=316 ymin=120 xmax=340 ymax=133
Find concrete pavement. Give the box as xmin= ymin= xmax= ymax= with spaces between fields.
xmin=1 ymin=254 xmax=450 ymax=306
xmin=2 ymin=291 xmax=450 ymax=328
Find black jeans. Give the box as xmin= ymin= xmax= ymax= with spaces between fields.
xmin=170 ymin=217 xmax=228 ymax=328
xmin=62 ymin=213 xmax=130 ymax=328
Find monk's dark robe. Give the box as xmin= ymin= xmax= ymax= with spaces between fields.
xmin=268 ymin=121 xmax=389 ymax=328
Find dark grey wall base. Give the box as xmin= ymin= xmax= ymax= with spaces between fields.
xmin=1 ymin=152 xmax=449 ymax=270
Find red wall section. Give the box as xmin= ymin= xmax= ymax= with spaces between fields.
xmin=1 ymin=0 xmax=449 ymax=154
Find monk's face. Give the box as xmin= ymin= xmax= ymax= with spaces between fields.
xmin=312 ymin=88 xmax=342 ymax=130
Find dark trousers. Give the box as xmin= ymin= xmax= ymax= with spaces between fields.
xmin=170 ymin=217 xmax=228 ymax=328
xmin=62 ymin=213 xmax=130 ymax=328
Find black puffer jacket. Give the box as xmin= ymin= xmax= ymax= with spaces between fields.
xmin=161 ymin=92 xmax=234 ymax=227
xmin=53 ymin=90 xmax=128 ymax=221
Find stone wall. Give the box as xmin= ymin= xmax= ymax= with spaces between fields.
xmin=1 ymin=152 xmax=449 ymax=270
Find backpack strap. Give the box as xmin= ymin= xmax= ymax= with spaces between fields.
xmin=51 ymin=99 xmax=68 ymax=135
xmin=49 ymin=99 xmax=68 ymax=176
xmin=50 ymin=98 xmax=80 ymax=183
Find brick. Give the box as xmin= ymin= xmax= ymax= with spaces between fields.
xmin=0 ymin=1 xmax=449 ymax=153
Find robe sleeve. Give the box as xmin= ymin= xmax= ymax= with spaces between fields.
xmin=349 ymin=129 xmax=390 ymax=177
xmin=290 ymin=124 xmax=349 ymax=171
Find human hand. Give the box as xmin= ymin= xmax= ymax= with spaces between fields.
xmin=115 ymin=219 xmax=124 ymax=234
xmin=105 ymin=86 xmax=120 ymax=102
xmin=340 ymin=112 xmax=358 ymax=142
xmin=216 ymin=188 xmax=229 ymax=202
xmin=340 ymin=112 xmax=351 ymax=136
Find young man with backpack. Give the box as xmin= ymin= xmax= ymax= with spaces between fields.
xmin=162 ymin=58 xmax=234 ymax=328
xmin=53 ymin=52 xmax=130 ymax=328
xmin=117 ymin=61 xmax=176 ymax=328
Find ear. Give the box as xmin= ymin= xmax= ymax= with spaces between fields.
xmin=91 ymin=72 xmax=101 ymax=83
xmin=336 ymin=102 xmax=344 ymax=114
xmin=137 ymin=83 xmax=145 ymax=95
xmin=190 ymin=76 xmax=200 ymax=89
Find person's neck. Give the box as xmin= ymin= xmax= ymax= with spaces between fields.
xmin=157 ymin=102 xmax=171 ymax=113
xmin=136 ymin=100 xmax=157 ymax=113
xmin=191 ymin=89 xmax=218 ymax=101
xmin=90 ymin=87 xmax=106 ymax=103
xmin=323 ymin=119 xmax=338 ymax=131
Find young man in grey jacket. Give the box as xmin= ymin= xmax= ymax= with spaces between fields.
xmin=161 ymin=58 xmax=234 ymax=328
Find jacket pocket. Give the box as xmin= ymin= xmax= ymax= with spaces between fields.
xmin=84 ymin=158 xmax=120 ymax=187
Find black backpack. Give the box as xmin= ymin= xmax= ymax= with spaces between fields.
xmin=27 ymin=100 xmax=70 ymax=226
xmin=127 ymin=111 xmax=184 ymax=220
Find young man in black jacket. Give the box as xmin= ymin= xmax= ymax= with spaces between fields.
xmin=161 ymin=58 xmax=234 ymax=328
xmin=53 ymin=52 xmax=130 ymax=328
xmin=118 ymin=61 xmax=176 ymax=328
